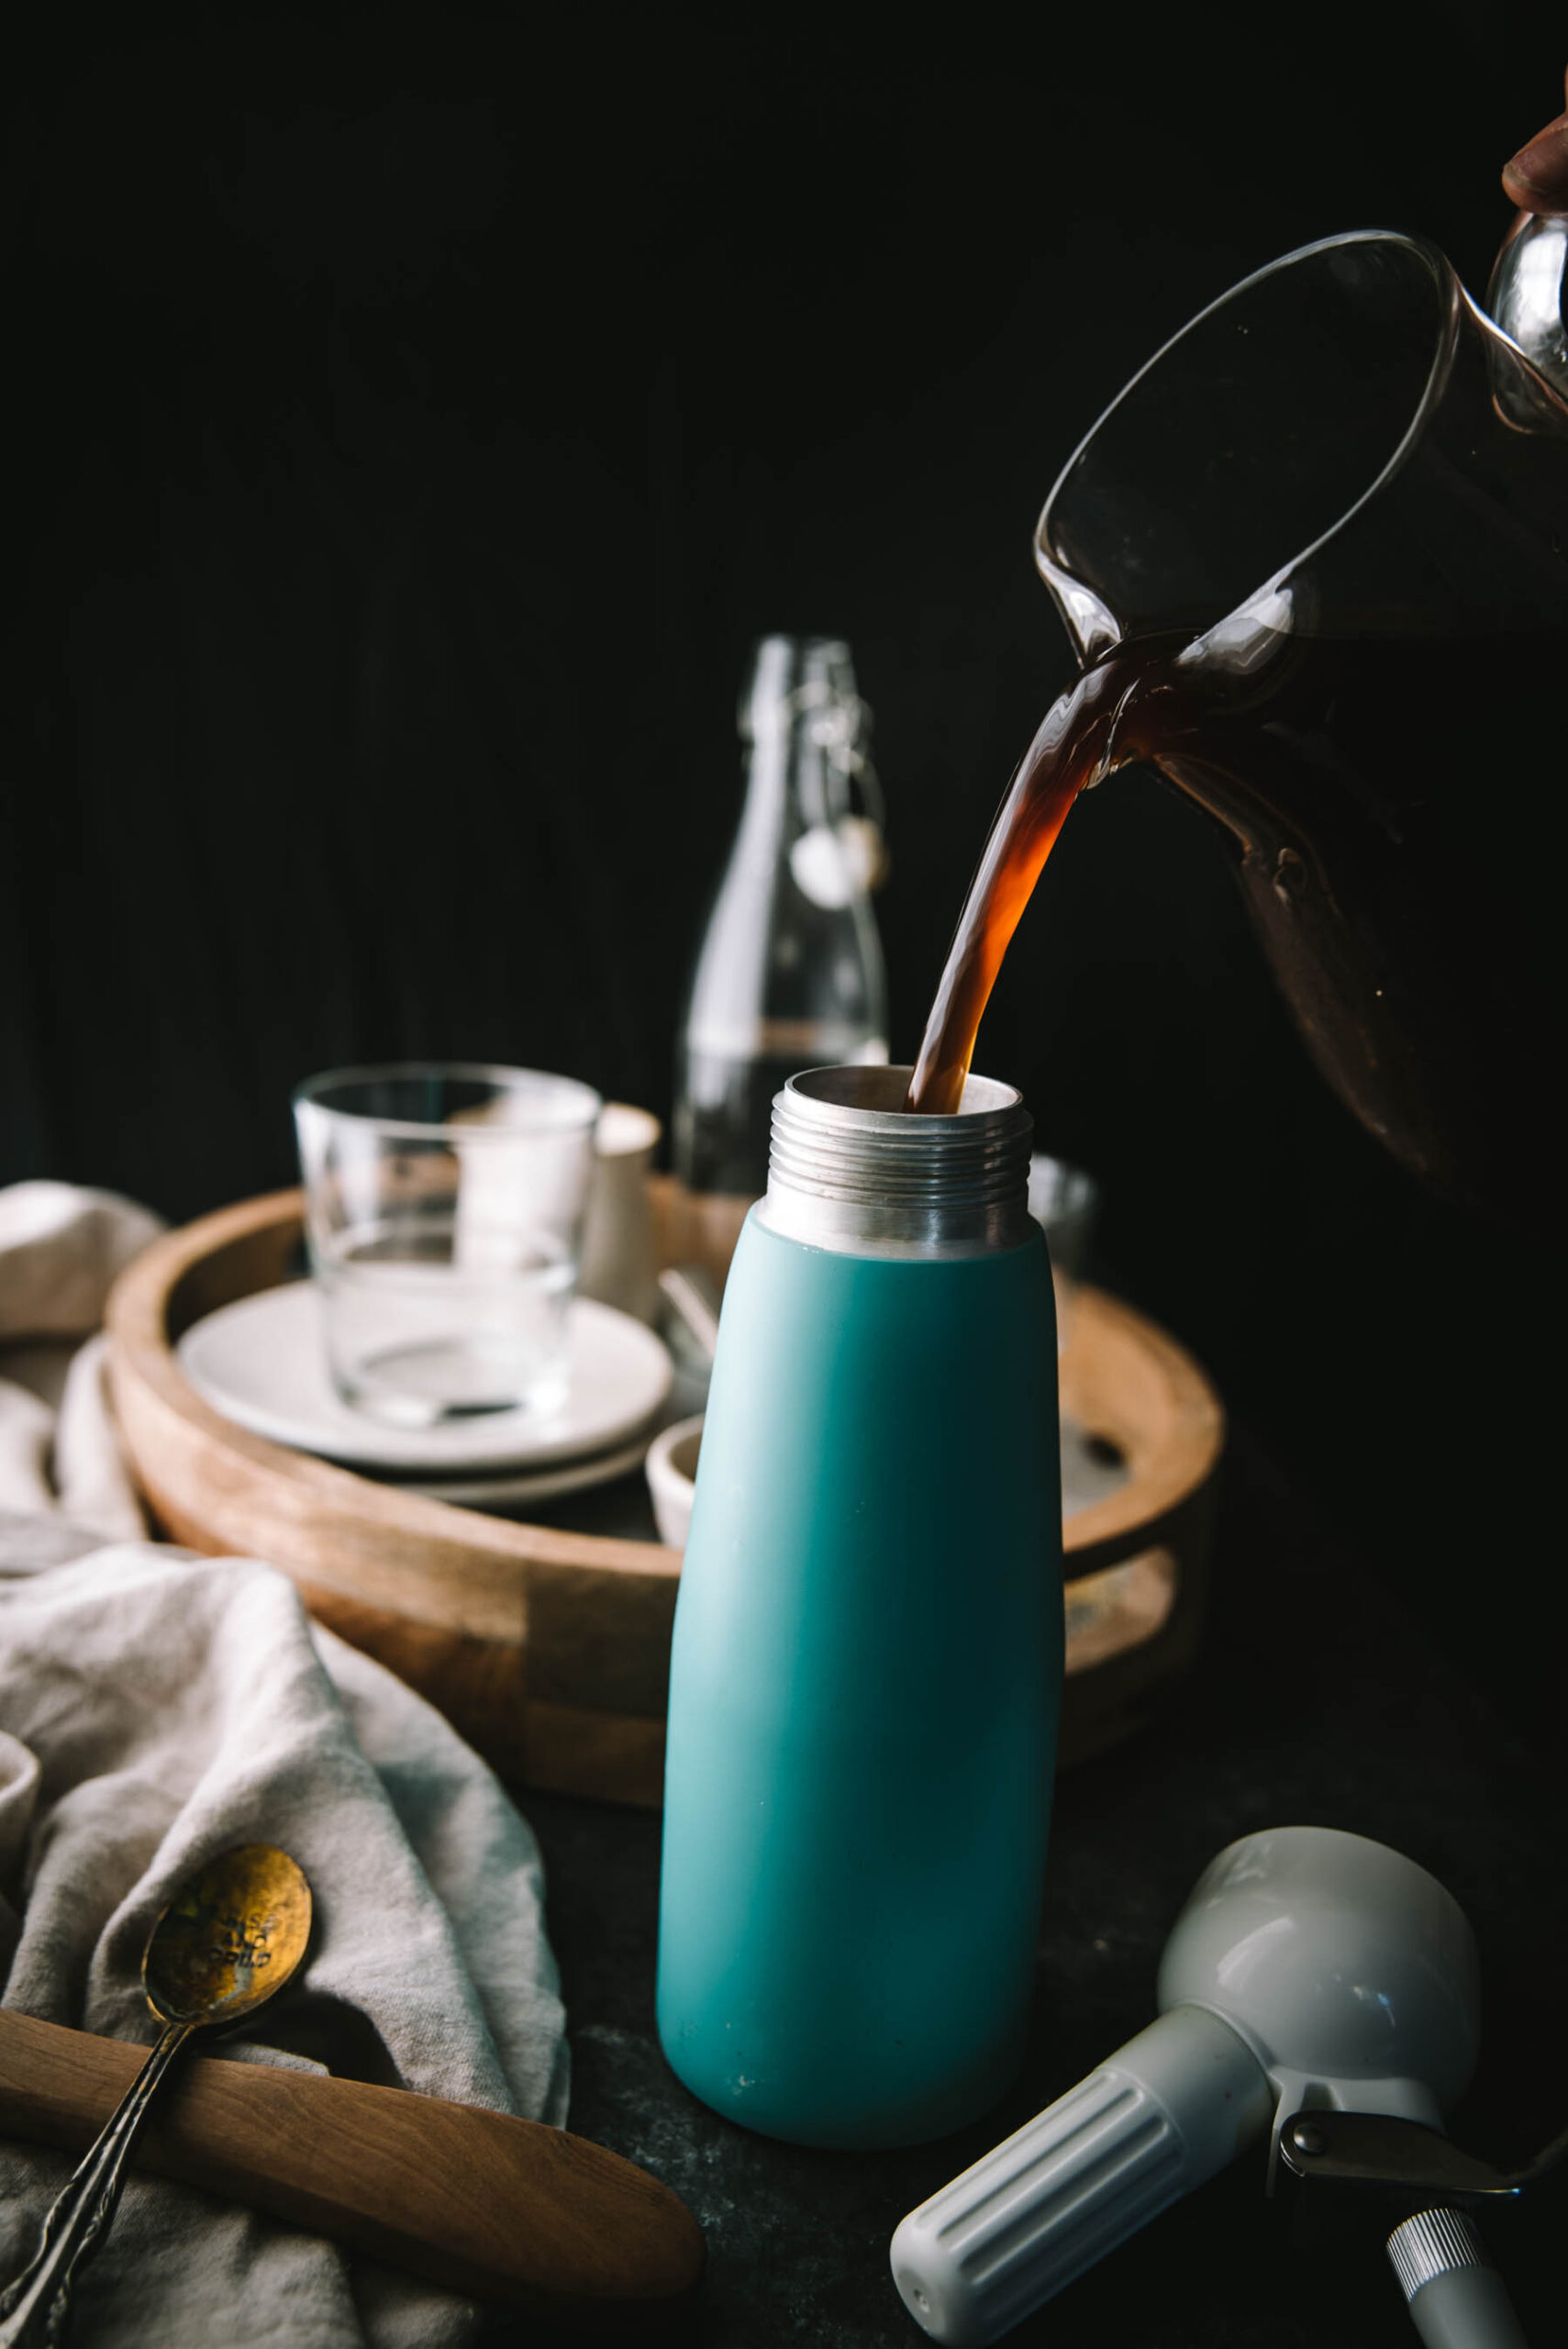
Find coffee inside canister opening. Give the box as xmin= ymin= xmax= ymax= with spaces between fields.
xmin=784 ymin=1064 xmax=1023 ymax=1121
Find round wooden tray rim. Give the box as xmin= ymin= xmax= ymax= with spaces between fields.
xmin=105 ymin=1186 xmax=1226 ymax=1794
xmin=106 ymin=1188 xmax=1224 ymax=1615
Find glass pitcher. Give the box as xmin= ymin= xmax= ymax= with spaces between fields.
xmin=1033 ymin=229 xmax=1568 ymax=1221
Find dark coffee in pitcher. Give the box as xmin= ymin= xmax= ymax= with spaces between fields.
xmin=906 ymin=621 xmax=1559 ymax=1218
xmin=908 ymin=232 xmax=1568 ymax=1224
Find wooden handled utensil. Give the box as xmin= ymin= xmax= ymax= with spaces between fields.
xmin=1 ymin=1843 xmax=317 ymax=2348
xmin=0 ymin=2007 xmax=704 ymax=2335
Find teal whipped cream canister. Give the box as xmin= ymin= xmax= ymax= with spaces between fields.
xmin=656 ymin=1065 xmax=1064 ymax=2149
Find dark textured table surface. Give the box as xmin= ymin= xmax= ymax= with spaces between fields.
xmin=517 ymin=1429 xmax=1564 ymax=2346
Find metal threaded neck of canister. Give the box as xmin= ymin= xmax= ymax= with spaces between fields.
xmin=760 ymin=1065 xmax=1034 ymax=1255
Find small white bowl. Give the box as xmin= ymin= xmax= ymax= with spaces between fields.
xmin=645 ymin=1413 xmax=704 ymax=1550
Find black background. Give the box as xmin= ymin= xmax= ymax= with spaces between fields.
xmin=2 ymin=10 xmax=1562 ymax=1737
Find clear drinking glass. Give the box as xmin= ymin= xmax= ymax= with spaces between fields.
xmin=293 ymin=1063 xmax=601 ymax=1427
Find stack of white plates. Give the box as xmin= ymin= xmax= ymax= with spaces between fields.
xmin=176 ymin=1281 xmax=676 ymax=1509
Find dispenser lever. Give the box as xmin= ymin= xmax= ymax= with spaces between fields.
xmin=1278 ymin=2110 xmax=1568 ymax=2206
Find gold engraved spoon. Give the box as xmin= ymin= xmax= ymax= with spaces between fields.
xmin=0 ymin=1842 xmax=311 ymax=2348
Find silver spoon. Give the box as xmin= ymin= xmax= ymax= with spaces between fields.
xmin=657 ymin=1264 xmax=720 ymax=1364
xmin=0 ymin=1842 xmax=312 ymax=2347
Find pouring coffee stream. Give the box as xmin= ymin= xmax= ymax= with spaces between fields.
xmin=906 ymin=231 xmax=1568 ymax=1223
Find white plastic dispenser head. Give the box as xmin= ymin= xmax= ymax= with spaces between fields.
xmin=1159 ymin=1826 xmax=1481 ymax=2145
xmin=891 ymin=1827 xmax=1484 ymax=2346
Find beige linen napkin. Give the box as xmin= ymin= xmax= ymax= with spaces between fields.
xmin=0 ymin=1185 xmax=570 ymax=2347
xmin=0 ymin=1183 xmax=162 ymax=1543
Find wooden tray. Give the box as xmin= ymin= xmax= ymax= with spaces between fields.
xmin=105 ymin=1183 xmax=1224 ymax=1804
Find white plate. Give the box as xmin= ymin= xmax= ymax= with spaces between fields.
xmin=401 ymin=1432 xmax=658 ymax=1508
xmin=177 ymin=1281 xmax=673 ymax=1472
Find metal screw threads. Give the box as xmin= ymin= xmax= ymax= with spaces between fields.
xmin=1386 ymin=2209 xmax=1490 ymax=2301
xmin=760 ymin=1066 xmax=1034 ymax=1256
xmin=1385 ymin=2209 xmax=1531 ymax=2348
